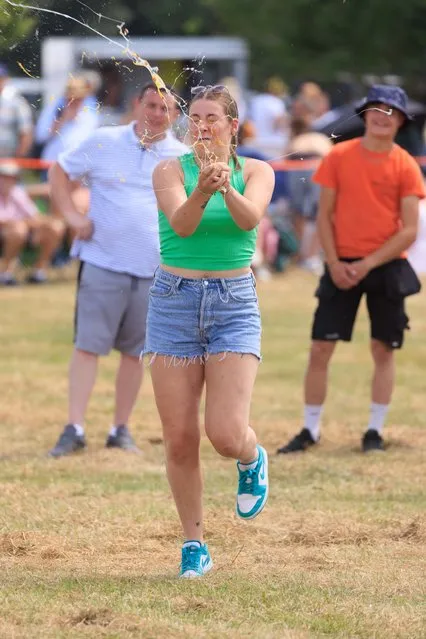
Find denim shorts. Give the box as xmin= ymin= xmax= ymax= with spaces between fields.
xmin=143 ymin=268 xmax=261 ymax=360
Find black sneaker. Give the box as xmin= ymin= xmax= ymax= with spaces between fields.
xmin=105 ymin=425 xmax=140 ymax=452
xmin=362 ymin=429 xmax=385 ymax=452
xmin=277 ymin=428 xmax=318 ymax=454
xmin=48 ymin=424 xmax=86 ymax=458
xmin=26 ymin=271 xmax=48 ymax=284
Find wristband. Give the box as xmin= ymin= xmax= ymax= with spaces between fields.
xmin=196 ymin=186 xmax=211 ymax=197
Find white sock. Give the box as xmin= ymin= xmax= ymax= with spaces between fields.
xmin=109 ymin=426 xmax=118 ymax=437
xmin=183 ymin=540 xmax=202 ymax=549
xmin=304 ymin=404 xmax=323 ymax=441
xmin=367 ymin=403 xmax=389 ymax=435
xmin=238 ymin=449 xmax=259 ymax=470
xmin=73 ymin=423 xmax=84 ymax=437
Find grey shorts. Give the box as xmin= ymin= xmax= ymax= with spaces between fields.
xmin=74 ymin=262 xmax=152 ymax=357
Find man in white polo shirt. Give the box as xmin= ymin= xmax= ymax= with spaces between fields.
xmin=48 ymin=82 xmax=188 ymax=457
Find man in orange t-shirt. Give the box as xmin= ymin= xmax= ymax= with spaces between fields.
xmin=278 ymin=85 xmax=425 ymax=454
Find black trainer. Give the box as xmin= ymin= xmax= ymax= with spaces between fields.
xmin=105 ymin=425 xmax=140 ymax=452
xmin=48 ymin=424 xmax=86 ymax=458
xmin=26 ymin=271 xmax=48 ymax=285
xmin=362 ymin=429 xmax=385 ymax=452
xmin=277 ymin=428 xmax=318 ymax=454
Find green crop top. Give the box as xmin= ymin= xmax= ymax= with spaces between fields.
xmin=158 ymin=153 xmax=257 ymax=270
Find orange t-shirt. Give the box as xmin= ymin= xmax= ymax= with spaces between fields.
xmin=313 ymin=138 xmax=426 ymax=257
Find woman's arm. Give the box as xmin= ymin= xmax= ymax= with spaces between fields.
xmin=222 ymin=159 xmax=275 ymax=231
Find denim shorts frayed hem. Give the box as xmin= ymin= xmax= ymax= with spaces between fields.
xmin=144 ymin=349 xmax=261 ymax=367
xmin=143 ymin=268 xmax=262 ymax=364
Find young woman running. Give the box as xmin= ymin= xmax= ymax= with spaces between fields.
xmin=145 ymin=85 xmax=275 ymax=577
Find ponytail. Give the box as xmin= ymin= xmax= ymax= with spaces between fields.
xmin=230 ymin=132 xmax=241 ymax=171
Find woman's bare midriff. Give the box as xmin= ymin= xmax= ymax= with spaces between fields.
xmin=160 ymin=264 xmax=251 ymax=278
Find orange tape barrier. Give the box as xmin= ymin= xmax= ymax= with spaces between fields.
xmin=2 ymin=156 xmax=426 ymax=171
xmin=269 ymin=156 xmax=426 ymax=171
xmin=0 ymin=158 xmax=52 ymax=170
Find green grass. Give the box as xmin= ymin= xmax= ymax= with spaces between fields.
xmin=0 ymin=269 xmax=425 ymax=638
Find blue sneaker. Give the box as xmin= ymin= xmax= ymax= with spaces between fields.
xmin=179 ymin=541 xmax=213 ymax=578
xmin=236 ymin=444 xmax=269 ymax=520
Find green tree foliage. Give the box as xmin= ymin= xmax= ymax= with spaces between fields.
xmin=209 ymin=0 xmax=426 ymax=86
xmin=0 ymin=3 xmax=36 ymax=53
xmin=3 ymin=0 xmax=426 ymax=86
xmin=117 ymin=0 xmax=219 ymax=36
xmin=105 ymin=0 xmax=426 ymax=86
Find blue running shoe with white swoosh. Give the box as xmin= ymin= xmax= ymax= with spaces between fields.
xmin=236 ymin=444 xmax=269 ymax=520
xmin=179 ymin=541 xmax=213 ymax=578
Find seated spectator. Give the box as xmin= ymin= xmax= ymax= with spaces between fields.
xmin=25 ymin=177 xmax=90 ymax=266
xmin=0 ymin=163 xmax=65 ymax=285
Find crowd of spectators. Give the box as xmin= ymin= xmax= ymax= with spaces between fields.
xmin=1 ymin=61 xmax=425 ymax=285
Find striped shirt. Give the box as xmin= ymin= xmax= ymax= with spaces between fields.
xmin=58 ymin=123 xmax=188 ymax=278
xmin=0 ymin=86 xmax=33 ymax=157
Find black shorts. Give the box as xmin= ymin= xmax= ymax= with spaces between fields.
xmin=311 ymin=258 xmax=421 ymax=349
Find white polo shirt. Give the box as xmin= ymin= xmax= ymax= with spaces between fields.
xmin=58 ymin=123 xmax=188 ymax=278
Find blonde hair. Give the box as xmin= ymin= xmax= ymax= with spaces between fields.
xmin=65 ymin=76 xmax=88 ymax=100
xmin=190 ymin=86 xmax=241 ymax=171
xmin=266 ymin=76 xmax=287 ymax=96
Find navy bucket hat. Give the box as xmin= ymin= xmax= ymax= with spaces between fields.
xmin=355 ymin=84 xmax=412 ymax=122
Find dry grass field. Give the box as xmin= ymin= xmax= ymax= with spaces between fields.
xmin=1 ymin=269 xmax=425 ymax=638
